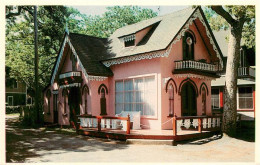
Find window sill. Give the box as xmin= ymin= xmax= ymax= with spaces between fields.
xmin=63 ymin=113 xmax=68 ymax=117
xmin=237 ymin=109 xmax=254 ymax=111
xmin=140 ymin=116 xmax=158 ymax=120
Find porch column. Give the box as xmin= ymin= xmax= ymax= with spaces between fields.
xmin=220 ymin=88 xmax=223 ymax=109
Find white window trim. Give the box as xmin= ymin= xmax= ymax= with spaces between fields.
xmin=237 ymin=86 xmax=254 ymax=110
xmin=211 ymin=88 xmax=220 ymax=109
xmin=115 ymin=74 xmax=158 ymax=118
xmin=7 ymin=96 xmax=14 ymax=106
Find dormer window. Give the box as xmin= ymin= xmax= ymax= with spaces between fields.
xmin=125 ymin=40 xmax=135 ymax=47
xmin=122 ymin=34 xmax=135 ymax=47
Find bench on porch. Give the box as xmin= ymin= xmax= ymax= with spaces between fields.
xmin=116 ymin=111 xmax=141 ymax=130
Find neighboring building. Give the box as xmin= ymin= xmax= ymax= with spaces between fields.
xmin=212 ymin=30 xmax=255 ymax=121
xmin=43 ymin=7 xmax=224 ymax=130
xmin=5 ymin=78 xmax=27 ymax=106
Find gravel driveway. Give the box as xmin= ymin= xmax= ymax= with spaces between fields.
xmin=6 ymin=115 xmax=255 ymax=163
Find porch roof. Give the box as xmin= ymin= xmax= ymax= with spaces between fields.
xmin=211 ymin=76 xmax=255 ymax=87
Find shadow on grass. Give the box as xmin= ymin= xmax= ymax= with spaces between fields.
xmin=232 ymin=127 xmax=255 ymax=142
xmin=6 ymin=117 xmax=128 ymax=163
xmin=175 ymin=133 xmax=223 ymax=145
xmin=176 ymin=122 xmax=255 ymax=146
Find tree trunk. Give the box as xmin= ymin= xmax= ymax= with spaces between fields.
xmin=222 ymin=25 xmax=242 ymax=136
xmin=34 ymin=6 xmax=40 ymax=124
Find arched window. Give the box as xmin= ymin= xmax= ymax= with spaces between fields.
xmin=82 ymin=85 xmax=89 ymax=114
xmin=98 ymin=84 xmax=108 ymax=115
xmin=46 ymin=89 xmax=51 ymax=114
xmin=202 ymin=87 xmax=206 ymax=115
xmin=168 ymin=84 xmax=174 ymax=116
xmin=62 ymin=89 xmax=68 ymax=114
xmin=100 ymin=88 xmax=107 ymax=115
xmin=183 ymin=31 xmax=195 ymax=60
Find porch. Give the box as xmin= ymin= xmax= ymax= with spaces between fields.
xmin=76 ymin=114 xmax=222 ymax=141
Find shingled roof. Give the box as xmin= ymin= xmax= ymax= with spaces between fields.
xmin=105 ymin=7 xmax=196 ymax=59
xmin=213 ymin=29 xmax=246 ymax=57
xmin=69 ymin=33 xmax=113 ymax=76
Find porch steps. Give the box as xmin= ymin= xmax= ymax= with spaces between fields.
xmin=126 ymin=139 xmax=174 ymax=145
xmin=78 ymin=128 xmax=221 ymax=143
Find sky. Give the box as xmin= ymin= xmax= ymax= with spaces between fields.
xmin=71 ymin=5 xmax=189 ymax=16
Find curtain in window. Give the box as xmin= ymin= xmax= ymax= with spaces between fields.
xmin=134 ymin=78 xmax=144 ymax=113
xmin=115 ymin=81 xmax=124 ymax=114
xmin=238 ymin=87 xmax=253 ymax=109
xmin=115 ymin=76 xmax=156 ymax=116
xmin=124 ymin=79 xmax=133 ymax=112
xmin=211 ymin=89 xmax=220 ymax=109
xmin=144 ymin=77 xmax=155 ymax=116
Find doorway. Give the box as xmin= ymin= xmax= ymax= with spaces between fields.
xmin=53 ymin=94 xmax=58 ymax=123
xmin=181 ymin=82 xmax=197 ymax=116
xmin=68 ymin=87 xmax=81 ymax=127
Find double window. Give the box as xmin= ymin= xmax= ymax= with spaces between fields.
xmin=115 ymin=76 xmax=156 ymax=116
xmin=238 ymin=87 xmax=253 ymax=109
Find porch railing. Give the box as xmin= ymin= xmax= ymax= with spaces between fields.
xmin=77 ymin=114 xmax=131 ymax=134
xmin=174 ymin=60 xmax=219 ymax=72
xmin=238 ymin=67 xmax=255 ymax=78
xmin=172 ymin=114 xmax=222 ymax=136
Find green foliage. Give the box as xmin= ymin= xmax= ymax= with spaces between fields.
xmin=6 ymin=6 xmax=73 ymax=89
xmin=67 ymin=6 xmax=158 ymax=38
xmin=203 ymin=6 xmax=255 ymax=48
xmin=6 ymin=5 xmax=157 ymax=92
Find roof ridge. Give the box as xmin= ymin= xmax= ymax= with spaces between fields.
xmin=70 ymin=32 xmax=108 ymax=39
xmin=158 ymin=6 xmax=193 ymax=17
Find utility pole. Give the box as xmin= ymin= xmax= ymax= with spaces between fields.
xmin=34 ymin=6 xmax=39 ymax=123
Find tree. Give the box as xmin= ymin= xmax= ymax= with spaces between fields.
xmin=6 ymin=6 xmax=157 ymax=91
xmin=6 ymin=6 xmax=73 ymax=90
xmin=208 ymin=6 xmax=255 ymax=135
xmin=67 ymin=6 xmax=158 ymax=38
xmin=203 ymin=6 xmax=255 ymax=48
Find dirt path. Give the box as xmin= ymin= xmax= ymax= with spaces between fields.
xmin=6 ymin=115 xmax=255 ymax=163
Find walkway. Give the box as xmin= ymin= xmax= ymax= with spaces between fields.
xmin=6 ymin=115 xmax=255 ymax=163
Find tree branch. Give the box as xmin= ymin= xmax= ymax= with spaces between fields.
xmin=6 ymin=6 xmax=33 ymax=19
xmin=6 ymin=6 xmax=22 ymax=18
xmin=210 ymin=6 xmax=237 ymax=25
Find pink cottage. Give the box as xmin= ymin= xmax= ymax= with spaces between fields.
xmin=43 ymin=7 xmax=224 ymax=140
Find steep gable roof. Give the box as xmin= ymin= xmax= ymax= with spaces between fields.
xmin=213 ymin=29 xmax=246 ymax=57
xmin=50 ymin=32 xmax=113 ymax=84
xmin=106 ymin=7 xmax=196 ymax=59
xmin=103 ymin=7 xmax=224 ymax=69
xmin=69 ymin=33 xmax=113 ymax=76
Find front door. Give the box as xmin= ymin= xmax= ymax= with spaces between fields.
xmin=68 ymin=87 xmax=81 ymax=128
xmin=181 ymin=82 xmax=197 ymax=116
xmin=53 ymin=94 xmax=58 ymax=123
